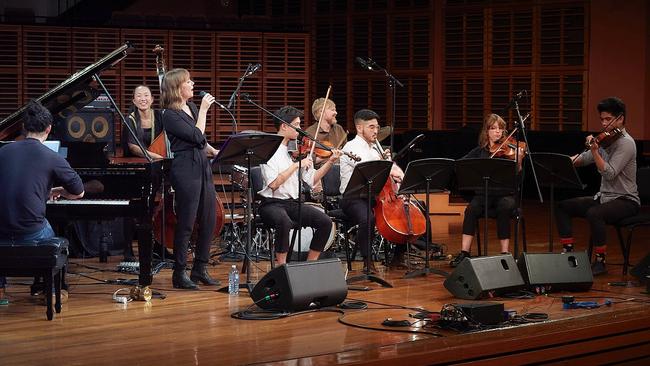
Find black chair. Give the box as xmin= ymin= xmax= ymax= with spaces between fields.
xmin=321 ymin=164 xmax=358 ymax=271
xmin=604 ymin=167 xmax=650 ymax=275
xmin=474 ymin=207 xmax=527 ymax=257
xmin=0 ymin=237 xmax=68 ymax=320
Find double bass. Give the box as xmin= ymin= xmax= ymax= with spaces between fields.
xmin=372 ymin=140 xmax=426 ymax=244
xmin=151 ymin=45 xmax=225 ymax=248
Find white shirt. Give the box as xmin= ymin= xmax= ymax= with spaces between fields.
xmin=339 ymin=135 xmax=384 ymax=194
xmin=258 ymin=143 xmax=316 ymax=200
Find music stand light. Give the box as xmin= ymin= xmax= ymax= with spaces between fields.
xmin=398 ymin=158 xmax=454 ymax=278
xmin=344 ymin=160 xmax=393 ymax=288
xmin=212 ymin=132 xmax=283 ymax=292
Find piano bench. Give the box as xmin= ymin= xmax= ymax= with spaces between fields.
xmin=0 ymin=237 xmax=69 ymax=320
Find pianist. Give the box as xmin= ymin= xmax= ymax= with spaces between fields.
xmin=0 ymin=100 xmax=84 ymax=294
xmin=161 ymin=68 xmax=219 ymax=290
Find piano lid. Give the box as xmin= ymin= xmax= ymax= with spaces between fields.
xmin=0 ymin=42 xmax=133 ymax=140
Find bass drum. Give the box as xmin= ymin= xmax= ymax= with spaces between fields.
xmin=289 ymin=202 xmax=335 ymax=253
xmin=153 ymin=193 xmax=225 ymax=249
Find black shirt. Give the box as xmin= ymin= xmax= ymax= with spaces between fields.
xmin=124 ymin=107 xmax=164 ymax=156
xmin=0 ymin=138 xmax=84 ymax=235
xmin=463 ymin=146 xmax=491 ymax=159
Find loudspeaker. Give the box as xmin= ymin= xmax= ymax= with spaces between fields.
xmin=250 ymin=258 xmax=348 ymax=312
xmin=631 ymin=252 xmax=650 ymax=284
xmin=55 ymin=109 xmax=115 ymax=153
xmin=444 ymin=254 xmax=524 ymax=300
xmin=517 ymin=252 xmax=593 ymax=291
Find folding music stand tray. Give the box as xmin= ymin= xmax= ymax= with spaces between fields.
xmin=398 ymin=158 xmax=454 ymax=278
xmin=529 ymin=153 xmax=585 ymax=252
xmin=455 ymin=158 xmax=516 ymax=257
xmin=212 ymin=132 xmax=283 ymax=292
xmin=344 ymin=160 xmax=393 ymax=287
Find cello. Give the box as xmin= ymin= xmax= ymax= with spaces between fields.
xmin=151 ymin=44 xmax=225 ymax=248
xmin=372 ymin=140 xmax=426 ymax=244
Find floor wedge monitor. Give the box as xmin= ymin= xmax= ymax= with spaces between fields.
xmin=251 ymin=258 xmax=348 ymax=312
xmin=444 ymin=254 xmax=524 ymax=300
xmin=517 ymin=252 xmax=593 ymax=292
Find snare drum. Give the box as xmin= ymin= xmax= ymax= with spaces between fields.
xmin=290 ymin=202 xmax=336 ymax=253
xmin=231 ymin=165 xmax=248 ymax=189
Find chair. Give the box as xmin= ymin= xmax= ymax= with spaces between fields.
xmin=321 ymin=164 xmax=357 ymax=270
xmin=0 ymin=237 xmax=69 ymax=320
xmin=606 ymin=167 xmax=650 ymax=275
xmin=474 ymin=207 xmax=527 ymax=258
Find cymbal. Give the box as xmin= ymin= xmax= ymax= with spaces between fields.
xmin=377 ymin=126 xmax=392 ymax=142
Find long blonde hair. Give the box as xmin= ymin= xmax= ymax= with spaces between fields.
xmin=161 ymin=68 xmax=189 ymax=111
xmin=478 ymin=113 xmax=506 ymax=148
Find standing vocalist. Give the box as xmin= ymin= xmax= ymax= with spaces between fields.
xmin=161 ymin=68 xmax=220 ymax=289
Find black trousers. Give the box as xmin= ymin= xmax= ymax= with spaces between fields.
xmin=556 ymin=196 xmax=639 ymax=247
xmin=340 ymin=197 xmax=375 ymax=257
xmin=462 ymin=195 xmax=516 ymax=240
xmin=259 ymin=198 xmax=332 ymax=254
xmin=170 ymin=156 xmax=216 ymax=271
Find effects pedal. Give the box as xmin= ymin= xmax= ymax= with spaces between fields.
xmin=117 ymin=261 xmax=140 ymax=273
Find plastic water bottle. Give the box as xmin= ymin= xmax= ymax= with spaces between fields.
xmin=228 ymin=265 xmax=239 ymax=295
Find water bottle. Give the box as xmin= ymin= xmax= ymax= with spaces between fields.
xmin=228 ymin=265 xmax=239 ymax=295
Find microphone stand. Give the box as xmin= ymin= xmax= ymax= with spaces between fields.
xmin=511 ymin=96 xmax=543 ymax=257
xmin=227 ymin=64 xmax=252 ymax=111
xmin=365 ymin=59 xmax=404 ymax=155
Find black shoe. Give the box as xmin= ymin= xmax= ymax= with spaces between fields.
xmin=172 ymin=271 xmax=198 ymax=290
xmin=562 ymin=245 xmax=574 ymax=253
xmin=450 ymin=251 xmax=470 ymax=268
xmin=591 ymin=260 xmax=608 ymax=276
xmin=190 ymin=266 xmax=220 ymax=286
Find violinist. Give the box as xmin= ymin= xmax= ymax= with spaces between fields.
xmin=258 ymin=106 xmax=341 ymax=266
xmin=450 ymin=114 xmax=517 ymax=267
xmin=124 ymin=85 xmax=165 ymax=159
xmin=161 ymin=69 xmax=220 ymax=290
xmin=339 ymin=109 xmax=407 ymax=272
xmin=556 ymin=97 xmax=639 ymax=276
xmin=305 ymin=98 xmax=347 ymax=165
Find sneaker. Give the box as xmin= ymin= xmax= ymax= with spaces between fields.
xmin=591 ymin=260 xmax=608 ymax=276
xmin=450 ymin=251 xmax=470 ymax=268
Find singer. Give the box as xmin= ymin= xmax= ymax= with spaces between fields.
xmin=258 ymin=106 xmax=341 ymax=266
xmin=161 ymin=68 xmax=220 ymax=290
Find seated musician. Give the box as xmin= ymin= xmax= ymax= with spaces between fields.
xmin=556 ymin=97 xmax=639 ymax=276
xmin=258 ymin=106 xmax=341 ymax=266
xmin=124 ymin=85 xmax=165 ymax=159
xmin=450 ymin=114 xmax=519 ymax=267
xmin=339 ymin=109 xmax=406 ymax=272
xmin=161 ymin=68 xmax=219 ymax=290
xmin=0 ymin=101 xmax=84 ymax=298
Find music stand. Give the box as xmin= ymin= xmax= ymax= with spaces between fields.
xmin=529 ymin=153 xmax=585 ymax=252
xmin=344 ymin=160 xmax=393 ymax=287
xmin=212 ymin=132 xmax=283 ymax=292
xmin=398 ymin=158 xmax=454 ymax=278
xmin=455 ymin=158 xmax=516 ymax=257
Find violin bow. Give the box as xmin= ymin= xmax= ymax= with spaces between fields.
xmin=309 ymin=85 xmax=332 ymax=159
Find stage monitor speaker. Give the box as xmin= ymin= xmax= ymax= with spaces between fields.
xmin=55 ymin=109 xmax=115 ymax=153
xmin=517 ymin=252 xmax=593 ymax=292
xmin=250 ymin=258 xmax=348 ymax=312
xmin=444 ymin=254 xmax=524 ymax=300
xmin=631 ymin=252 xmax=650 ymax=284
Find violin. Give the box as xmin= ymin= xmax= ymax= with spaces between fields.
xmin=292 ymin=137 xmax=361 ymax=162
xmin=490 ymin=136 xmax=526 ymax=160
xmin=586 ymin=127 xmax=622 ymax=149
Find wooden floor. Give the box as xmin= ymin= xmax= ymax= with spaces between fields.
xmin=2 ymin=201 xmax=650 ymax=365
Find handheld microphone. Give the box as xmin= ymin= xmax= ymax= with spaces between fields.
xmin=198 ymin=91 xmax=227 ymax=109
xmin=355 ymin=57 xmax=373 ymax=71
xmin=245 ymin=63 xmax=262 ymax=77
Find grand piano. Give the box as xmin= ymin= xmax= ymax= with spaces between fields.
xmin=0 ymin=42 xmax=163 ymax=286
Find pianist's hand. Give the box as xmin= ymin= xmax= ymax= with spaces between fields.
xmin=49 ymin=187 xmax=64 ymax=201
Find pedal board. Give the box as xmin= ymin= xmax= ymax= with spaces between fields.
xmin=440 ymin=302 xmax=504 ymax=325
xmin=117 ymin=261 xmax=140 ymax=273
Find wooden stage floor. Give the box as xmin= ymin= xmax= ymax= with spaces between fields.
xmin=1 ymin=201 xmax=650 ymax=365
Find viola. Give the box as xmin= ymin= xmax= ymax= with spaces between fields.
xmin=490 ymin=136 xmax=526 ymax=160
xmin=293 ymin=137 xmax=361 ymax=162
xmin=586 ymin=127 xmax=622 ymax=149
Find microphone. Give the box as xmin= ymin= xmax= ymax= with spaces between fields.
xmin=240 ymin=92 xmax=252 ymax=101
xmin=199 ymin=91 xmax=207 ymax=98
xmin=245 ymin=63 xmax=262 ymax=77
xmin=356 ymin=57 xmax=373 ymax=71
xmin=198 ymin=91 xmax=227 ymax=109
xmin=513 ymin=90 xmax=527 ymax=100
